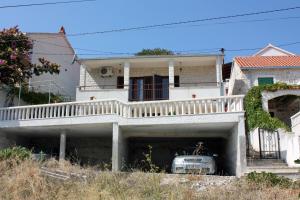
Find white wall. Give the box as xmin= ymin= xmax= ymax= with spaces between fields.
xmin=292 ymin=112 xmax=300 ymax=134
xmin=169 ymin=86 xmax=220 ymax=100
xmin=78 ymin=64 xmax=219 ymax=102
xmin=28 ymin=33 xmax=80 ymax=99
xmin=229 ymin=67 xmax=300 ymax=95
xmin=76 ymin=88 xmax=128 ymax=102
xmin=249 ymin=128 xmax=300 ymax=167
xmin=0 ymin=89 xmax=27 ymax=107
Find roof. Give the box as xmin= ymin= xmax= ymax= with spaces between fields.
xmin=235 ymin=56 xmax=300 ymax=69
xmin=253 ymin=44 xmax=295 ymax=56
xmin=79 ymin=53 xmax=223 ymax=62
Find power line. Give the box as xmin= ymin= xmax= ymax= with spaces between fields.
xmin=0 ymin=0 xmax=97 ymax=9
xmin=66 ymin=6 xmax=300 ymax=37
xmin=31 ymin=41 xmax=300 ymax=56
xmin=155 ymin=16 xmax=300 ymax=30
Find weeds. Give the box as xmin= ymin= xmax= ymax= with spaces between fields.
xmin=0 ymin=146 xmax=31 ymax=161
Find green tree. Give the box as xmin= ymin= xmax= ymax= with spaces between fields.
xmin=135 ymin=48 xmax=174 ymax=56
xmin=0 ymin=27 xmax=60 ymax=106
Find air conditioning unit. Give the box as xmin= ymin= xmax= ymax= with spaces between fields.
xmin=100 ymin=66 xmax=113 ymax=77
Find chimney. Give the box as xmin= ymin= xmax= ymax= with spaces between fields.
xmin=59 ymin=26 xmax=66 ymax=34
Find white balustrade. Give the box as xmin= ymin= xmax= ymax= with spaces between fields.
xmin=0 ymin=96 xmax=244 ymax=121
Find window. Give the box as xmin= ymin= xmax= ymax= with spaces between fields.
xmin=258 ymin=77 xmax=274 ymax=86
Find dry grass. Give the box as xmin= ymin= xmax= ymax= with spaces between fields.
xmin=0 ymin=159 xmax=299 ymax=200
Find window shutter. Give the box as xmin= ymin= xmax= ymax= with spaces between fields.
xmin=258 ymin=77 xmax=274 ymax=86
xmin=174 ymin=76 xmax=180 ymax=87
xmin=117 ymin=76 xmax=124 ymax=89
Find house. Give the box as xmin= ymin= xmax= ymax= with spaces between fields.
xmin=28 ymin=27 xmax=80 ymax=101
xmin=228 ymin=44 xmax=300 ymax=172
xmin=0 ymin=53 xmax=246 ymax=176
xmin=0 ymin=27 xmax=80 ymax=107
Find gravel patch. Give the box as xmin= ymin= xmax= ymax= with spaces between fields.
xmin=160 ymin=174 xmax=237 ymax=191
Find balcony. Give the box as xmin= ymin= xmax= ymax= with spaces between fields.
xmin=0 ymin=95 xmax=244 ymax=123
xmin=77 ymin=54 xmax=224 ymax=102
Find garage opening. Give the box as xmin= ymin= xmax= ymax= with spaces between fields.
xmin=127 ymin=137 xmax=228 ymax=174
xmin=67 ymin=136 xmax=112 ymax=168
xmin=15 ymin=135 xmax=60 ymax=159
xmin=14 ymin=135 xmax=112 ymax=169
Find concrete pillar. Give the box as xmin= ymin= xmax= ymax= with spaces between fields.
xmin=236 ymin=116 xmax=247 ymax=177
xmin=216 ymin=56 xmax=223 ymax=95
xmin=59 ymin=131 xmax=66 ymax=161
xmin=112 ymin=123 xmax=121 ymax=171
xmin=123 ymin=62 xmax=130 ymax=89
xmin=112 ymin=123 xmax=127 ymax=171
xmin=168 ymin=61 xmax=175 ymax=88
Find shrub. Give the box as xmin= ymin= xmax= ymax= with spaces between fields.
xmin=294 ymin=159 xmax=300 ymax=164
xmin=244 ymin=82 xmax=296 ymax=132
xmin=246 ymin=172 xmax=295 ymax=188
xmin=0 ymin=146 xmax=31 ymax=161
xmin=141 ymin=145 xmax=161 ymax=173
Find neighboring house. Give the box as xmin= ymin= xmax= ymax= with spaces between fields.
xmin=229 ymin=44 xmax=299 ymax=95
xmin=229 ymin=44 xmax=300 ymax=172
xmin=28 ymin=27 xmax=80 ymax=101
xmin=0 ymin=27 xmax=80 ymax=107
xmin=0 ymin=54 xmax=247 ymax=176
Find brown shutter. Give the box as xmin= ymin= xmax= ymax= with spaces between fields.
xmin=117 ymin=76 xmax=124 ymax=89
xmin=174 ymin=76 xmax=180 ymax=87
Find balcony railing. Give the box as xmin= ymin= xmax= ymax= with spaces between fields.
xmin=0 ymin=95 xmax=244 ymax=121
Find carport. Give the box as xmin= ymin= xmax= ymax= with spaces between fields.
xmin=127 ymin=137 xmax=227 ymax=173
xmin=3 ymin=123 xmax=114 ymax=168
xmin=120 ymin=119 xmax=246 ymax=176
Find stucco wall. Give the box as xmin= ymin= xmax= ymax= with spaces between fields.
xmin=292 ymin=112 xmax=300 ymax=134
xmin=28 ymin=33 xmax=80 ymax=99
xmin=229 ymin=63 xmax=300 ymax=95
xmin=225 ymin=117 xmax=246 ymax=177
xmin=79 ymin=64 xmax=218 ymax=101
xmin=0 ymin=89 xmax=27 ymax=107
xmin=80 ymin=65 xmax=217 ymax=89
xmin=76 ymin=88 xmax=128 ymax=102
xmin=249 ymin=128 xmax=300 ymax=166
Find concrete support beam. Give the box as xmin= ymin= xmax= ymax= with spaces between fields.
xmin=112 ymin=123 xmax=127 ymax=171
xmin=123 ymin=62 xmax=130 ymax=89
xmin=112 ymin=123 xmax=121 ymax=171
xmin=168 ymin=61 xmax=175 ymax=88
xmin=59 ymin=131 xmax=66 ymax=161
xmin=236 ymin=116 xmax=247 ymax=177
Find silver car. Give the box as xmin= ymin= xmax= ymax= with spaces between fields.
xmin=171 ymin=155 xmax=216 ymax=174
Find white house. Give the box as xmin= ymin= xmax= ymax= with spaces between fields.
xmin=0 ymin=27 xmax=80 ymax=107
xmin=28 ymin=27 xmax=81 ymax=101
xmin=229 ymin=44 xmax=300 ymax=171
xmin=0 ymin=54 xmax=246 ymax=176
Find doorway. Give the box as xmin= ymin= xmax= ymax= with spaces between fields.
xmin=129 ymin=75 xmax=169 ymax=101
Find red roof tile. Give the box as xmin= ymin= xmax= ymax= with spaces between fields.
xmin=235 ymin=56 xmax=300 ymax=68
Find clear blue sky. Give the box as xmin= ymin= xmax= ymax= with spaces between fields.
xmin=1 ymin=0 xmax=300 ymax=61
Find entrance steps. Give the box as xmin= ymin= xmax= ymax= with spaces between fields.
xmin=246 ymin=158 xmax=300 ymax=176
xmin=247 ymin=158 xmax=287 ymax=167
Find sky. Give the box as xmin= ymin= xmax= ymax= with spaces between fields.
xmin=1 ymin=0 xmax=300 ymax=61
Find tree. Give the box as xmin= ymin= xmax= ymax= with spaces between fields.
xmin=0 ymin=27 xmax=60 ymax=106
xmin=135 ymin=48 xmax=174 ymax=56
xmin=0 ymin=27 xmax=60 ymax=86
